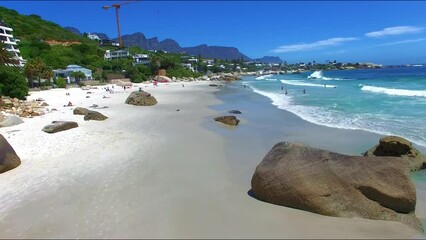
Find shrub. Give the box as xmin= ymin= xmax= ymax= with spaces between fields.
xmin=55 ymin=77 xmax=67 ymax=88
xmin=0 ymin=65 xmax=29 ymax=99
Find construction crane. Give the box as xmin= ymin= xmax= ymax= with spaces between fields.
xmin=102 ymin=1 xmax=140 ymax=48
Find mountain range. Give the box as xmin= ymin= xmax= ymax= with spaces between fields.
xmin=117 ymin=32 xmax=252 ymax=61
xmin=65 ymin=27 xmax=283 ymax=63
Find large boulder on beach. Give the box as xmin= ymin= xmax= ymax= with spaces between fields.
xmin=73 ymin=107 xmax=90 ymax=115
xmin=0 ymin=115 xmax=24 ymax=128
xmin=125 ymin=91 xmax=157 ymax=106
xmin=84 ymin=110 xmax=108 ymax=121
xmin=364 ymin=136 xmax=426 ymax=171
xmin=214 ymin=116 xmax=240 ymax=126
xmin=0 ymin=134 xmax=21 ymax=174
xmin=251 ymin=142 xmax=423 ymax=231
xmin=42 ymin=121 xmax=78 ymax=134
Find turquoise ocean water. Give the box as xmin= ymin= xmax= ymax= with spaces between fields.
xmin=242 ymin=66 xmax=426 ymax=149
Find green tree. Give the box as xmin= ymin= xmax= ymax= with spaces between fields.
xmin=55 ymin=77 xmax=66 ymax=88
xmin=0 ymin=65 xmax=29 ymax=99
xmin=70 ymin=71 xmax=86 ymax=82
xmin=24 ymin=58 xmax=51 ymax=87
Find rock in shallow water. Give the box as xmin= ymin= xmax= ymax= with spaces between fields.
xmin=364 ymin=136 xmax=426 ymax=171
xmin=214 ymin=116 xmax=240 ymax=126
xmin=42 ymin=121 xmax=78 ymax=134
xmin=0 ymin=134 xmax=21 ymax=174
xmin=251 ymin=142 xmax=423 ymax=231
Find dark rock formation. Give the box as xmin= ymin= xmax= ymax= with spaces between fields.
xmin=228 ymin=110 xmax=242 ymax=114
xmin=183 ymin=44 xmax=251 ymax=61
xmin=214 ymin=116 xmax=240 ymax=126
xmin=73 ymin=107 xmax=89 ymax=115
xmin=42 ymin=121 xmax=78 ymax=134
xmin=364 ymin=136 xmax=426 ymax=171
xmin=0 ymin=134 xmax=21 ymax=174
xmin=84 ymin=110 xmax=108 ymax=121
xmin=251 ymin=142 xmax=423 ymax=231
xmin=116 ymin=32 xmax=251 ymax=60
xmin=125 ymin=91 xmax=157 ymax=106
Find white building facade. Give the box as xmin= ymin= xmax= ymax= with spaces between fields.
xmin=0 ymin=20 xmax=26 ymax=67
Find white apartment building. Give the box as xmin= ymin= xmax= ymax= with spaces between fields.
xmin=104 ymin=49 xmax=130 ymax=60
xmin=0 ymin=20 xmax=26 ymax=67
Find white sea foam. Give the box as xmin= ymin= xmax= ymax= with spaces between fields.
xmin=307 ymin=71 xmax=346 ymax=81
xmin=360 ymin=85 xmax=426 ymax=97
xmin=264 ymin=78 xmax=278 ymax=81
xmin=307 ymin=70 xmax=323 ymax=79
xmin=249 ymin=84 xmax=426 ymax=147
xmin=255 ymin=74 xmax=273 ymax=80
xmin=281 ymin=79 xmax=337 ymax=88
xmin=250 ymin=85 xmax=293 ymax=107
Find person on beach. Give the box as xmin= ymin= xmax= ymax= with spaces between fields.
xmin=182 ymin=84 xmax=185 ymax=88
xmin=285 ymin=89 xmax=288 ymax=95
xmin=303 ymin=89 xmax=306 ymax=94
xmin=281 ymin=86 xmax=284 ymax=91
xmin=244 ymin=84 xmax=246 ymax=88
xmin=139 ymin=87 xmax=142 ymax=92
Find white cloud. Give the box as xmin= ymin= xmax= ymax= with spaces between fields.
xmin=271 ymin=37 xmax=358 ymax=53
xmin=377 ymin=38 xmax=426 ymax=46
xmin=365 ymin=26 xmax=423 ymax=37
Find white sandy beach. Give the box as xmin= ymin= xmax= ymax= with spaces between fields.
xmin=0 ymin=81 xmax=424 ymax=238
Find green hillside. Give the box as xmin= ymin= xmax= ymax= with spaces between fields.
xmin=0 ymin=6 xmax=202 ymax=82
xmin=0 ymin=6 xmax=90 ymax=43
xmin=0 ymin=6 xmax=103 ymax=70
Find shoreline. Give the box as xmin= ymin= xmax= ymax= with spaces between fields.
xmin=0 ymin=81 xmax=424 ymax=238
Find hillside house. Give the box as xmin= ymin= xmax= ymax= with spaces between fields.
xmin=104 ymin=50 xmax=130 ymax=60
xmin=53 ymin=65 xmax=93 ymax=83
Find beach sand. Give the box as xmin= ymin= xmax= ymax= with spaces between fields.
xmin=0 ymin=81 xmax=424 ymax=238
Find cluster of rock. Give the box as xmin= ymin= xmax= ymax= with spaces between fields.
xmin=146 ymin=73 xmax=241 ymax=83
xmin=125 ymin=91 xmax=157 ymax=106
xmin=215 ymin=73 xmax=241 ymax=81
xmin=73 ymin=107 xmax=108 ymax=121
xmin=0 ymin=96 xmax=47 ymax=118
xmin=251 ymin=137 xmax=426 ymax=232
xmin=41 ymin=107 xmax=108 ymax=134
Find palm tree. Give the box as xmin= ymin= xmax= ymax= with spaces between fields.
xmin=24 ymin=58 xmax=46 ymax=88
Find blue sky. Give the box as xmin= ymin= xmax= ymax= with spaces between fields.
xmin=1 ymin=1 xmax=426 ymax=64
